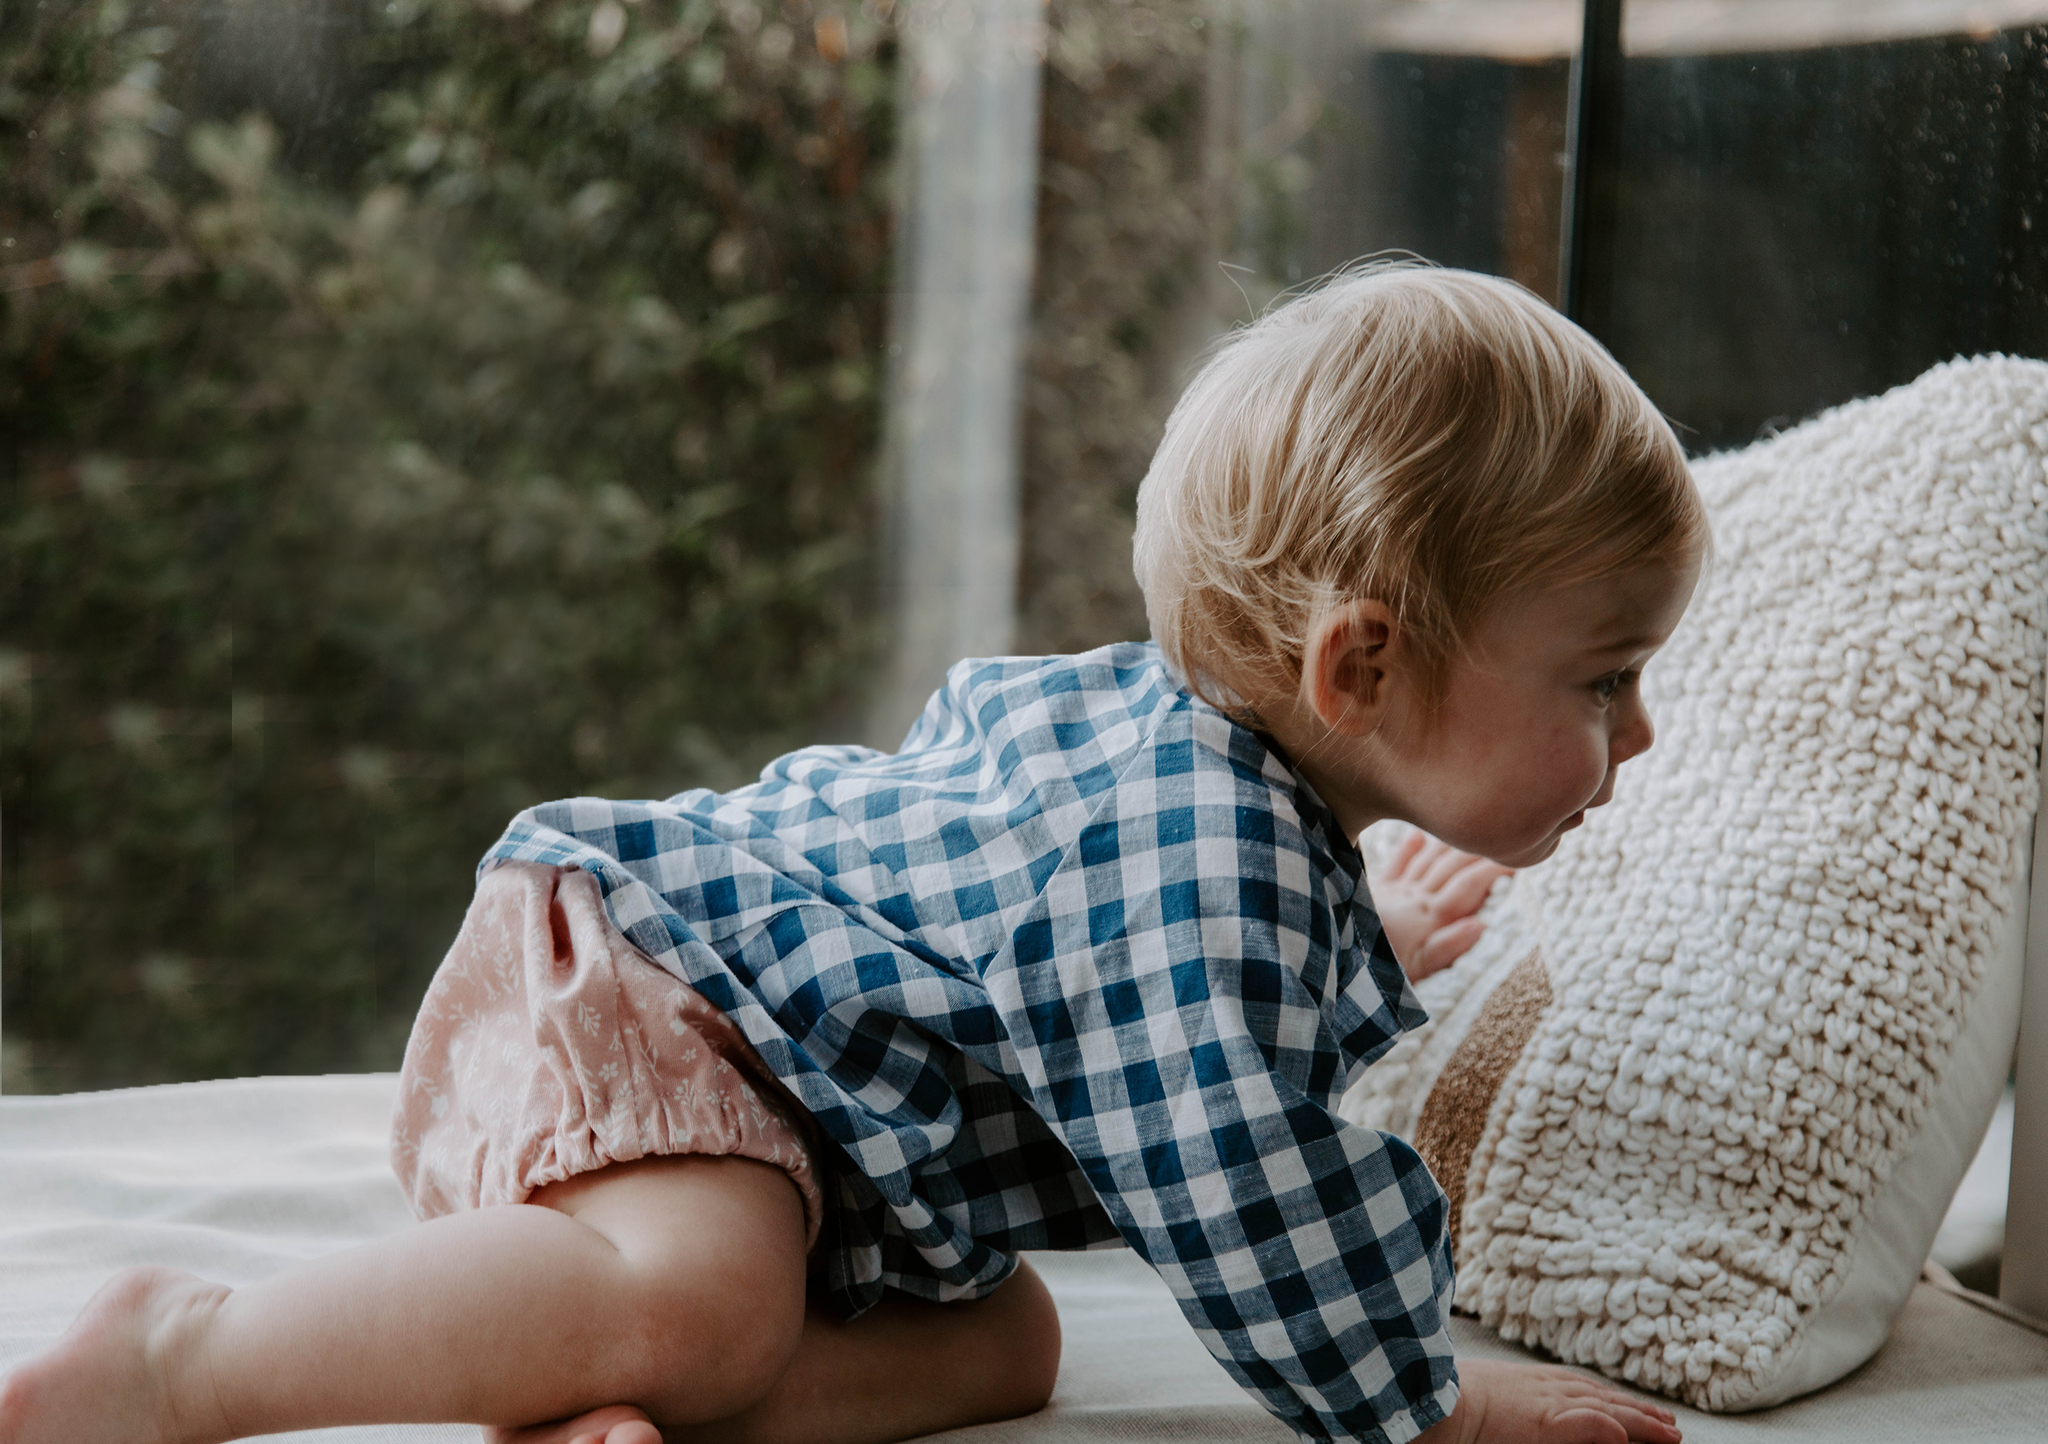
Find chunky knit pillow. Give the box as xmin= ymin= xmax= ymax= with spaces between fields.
xmin=1342 ymin=356 xmax=2048 ymax=1410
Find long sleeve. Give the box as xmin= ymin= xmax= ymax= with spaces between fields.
xmin=980 ymin=737 xmax=1461 ymax=1443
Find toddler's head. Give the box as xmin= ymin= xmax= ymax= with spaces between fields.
xmin=1134 ymin=263 xmax=1705 ymax=721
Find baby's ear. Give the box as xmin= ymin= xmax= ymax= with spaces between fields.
xmin=1302 ymin=600 xmax=1399 ymax=736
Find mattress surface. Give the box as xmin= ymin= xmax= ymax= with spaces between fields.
xmin=2 ymin=1073 xmax=2043 ymax=1443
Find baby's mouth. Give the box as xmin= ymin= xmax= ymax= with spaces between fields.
xmin=1562 ymin=786 xmax=1614 ymax=831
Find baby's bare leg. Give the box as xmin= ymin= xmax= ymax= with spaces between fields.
xmin=0 ymin=1155 xmax=808 ymax=1444
xmin=499 ymin=1257 xmax=1063 ymax=1444
xmin=721 ymin=1257 xmax=1060 ymax=1444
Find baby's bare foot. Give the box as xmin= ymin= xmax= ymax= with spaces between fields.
xmin=487 ymin=1404 xmax=663 ymax=1444
xmin=0 ymin=1266 xmax=234 ymax=1444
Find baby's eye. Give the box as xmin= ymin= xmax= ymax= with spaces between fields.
xmin=1592 ymin=669 xmax=1638 ymax=703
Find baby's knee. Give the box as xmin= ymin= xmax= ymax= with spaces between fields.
xmin=627 ymin=1258 xmax=806 ymax=1419
xmin=985 ymin=1259 xmax=1062 ymax=1418
xmin=550 ymin=1156 xmax=811 ymax=1419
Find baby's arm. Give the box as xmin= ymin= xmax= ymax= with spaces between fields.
xmin=1419 ymin=1359 xmax=1680 ymax=1444
xmin=1370 ymin=844 xmax=1681 ymax=1441
xmin=1367 ymin=832 xmax=1511 ymax=981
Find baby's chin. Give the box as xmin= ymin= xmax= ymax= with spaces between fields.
xmin=1491 ymin=838 xmax=1560 ymax=868
xmin=1434 ymin=802 xmax=1592 ymax=868
xmin=1486 ymin=815 xmax=1584 ymax=868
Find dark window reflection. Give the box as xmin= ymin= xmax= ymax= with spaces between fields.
xmin=1602 ymin=20 xmax=2048 ymax=450
xmin=1225 ymin=3 xmax=2048 ymax=454
xmin=1226 ymin=5 xmax=1572 ymax=309
xmin=1333 ymin=53 xmax=1569 ymax=297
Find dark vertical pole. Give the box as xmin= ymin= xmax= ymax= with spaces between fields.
xmin=1560 ymin=0 xmax=1625 ymax=337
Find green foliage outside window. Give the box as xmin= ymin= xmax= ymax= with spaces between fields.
xmin=1 ymin=0 xmax=899 ymax=1091
xmin=1 ymin=0 xmax=1222 ymax=1093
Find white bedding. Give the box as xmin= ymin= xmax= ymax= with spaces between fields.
xmin=3 ymin=1074 xmax=2044 ymax=1443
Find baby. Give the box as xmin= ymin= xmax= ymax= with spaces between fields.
xmin=0 ymin=264 xmax=1705 ymax=1444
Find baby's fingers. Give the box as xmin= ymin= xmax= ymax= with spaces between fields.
xmin=1417 ymin=838 xmax=1489 ymax=891
xmin=1613 ymin=1405 xmax=1682 ymax=1443
xmin=1553 ymin=1403 xmax=1681 ymax=1444
xmin=1383 ymin=828 xmax=1429 ymax=881
xmin=1433 ymin=856 xmax=1512 ymax=920
xmin=1405 ymin=917 xmax=1486 ymax=980
xmin=1543 ymin=1407 xmax=1630 ymax=1444
xmin=1552 ymin=1376 xmax=1679 ymax=1444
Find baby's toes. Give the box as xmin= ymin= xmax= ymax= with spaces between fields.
xmin=488 ymin=1404 xmax=656 ymax=1444
xmin=599 ymin=1416 xmax=662 ymax=1444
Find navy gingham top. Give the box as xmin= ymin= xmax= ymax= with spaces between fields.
xmin=483 ymin=643 xmax=1459 ymax=1443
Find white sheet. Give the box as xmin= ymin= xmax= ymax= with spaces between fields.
xmin=4 ymin=1074 xmax=2044 ymax=1443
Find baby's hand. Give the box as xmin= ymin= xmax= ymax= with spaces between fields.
xmin=1419 ymin=1358 xmax=1681 ymax=1444
xmin=1367 ymin=832 xmax=1511 ymax=982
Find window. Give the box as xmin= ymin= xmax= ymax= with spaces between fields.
xmin=2 ymin=0 xmax=902 ymax=1089
xmin=6 ymin=0 xmax=2045 ymax=1090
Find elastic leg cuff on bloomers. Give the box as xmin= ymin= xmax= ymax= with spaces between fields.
xmin=390 ymin=860 xmax=822 ymax=1249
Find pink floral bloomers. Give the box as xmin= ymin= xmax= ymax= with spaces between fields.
xmin=390 ymin=861 xmax=822 ymax=1246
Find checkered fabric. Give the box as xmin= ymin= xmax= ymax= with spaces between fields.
xmin=483 ymin=643 xmax=1459 ymax=1442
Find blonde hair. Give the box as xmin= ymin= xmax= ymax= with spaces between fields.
xmin=1133 ymin=262 xmax=1704 ymax=717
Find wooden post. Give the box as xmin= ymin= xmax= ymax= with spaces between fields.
xmin=872 ymin=0 xmax=1045 ymax=745
xmin=1559 ymin=0 xmax=1623 ymax=336
xmin=2003 ymin=756 xmax=2048 ymax=1319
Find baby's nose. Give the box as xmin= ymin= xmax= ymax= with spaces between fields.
xmin=1614 ymin=702 xmax=1656 ymax=763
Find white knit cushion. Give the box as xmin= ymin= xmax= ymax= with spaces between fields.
xmin=1342 ymin=356 xmax=2048 ymax=1410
